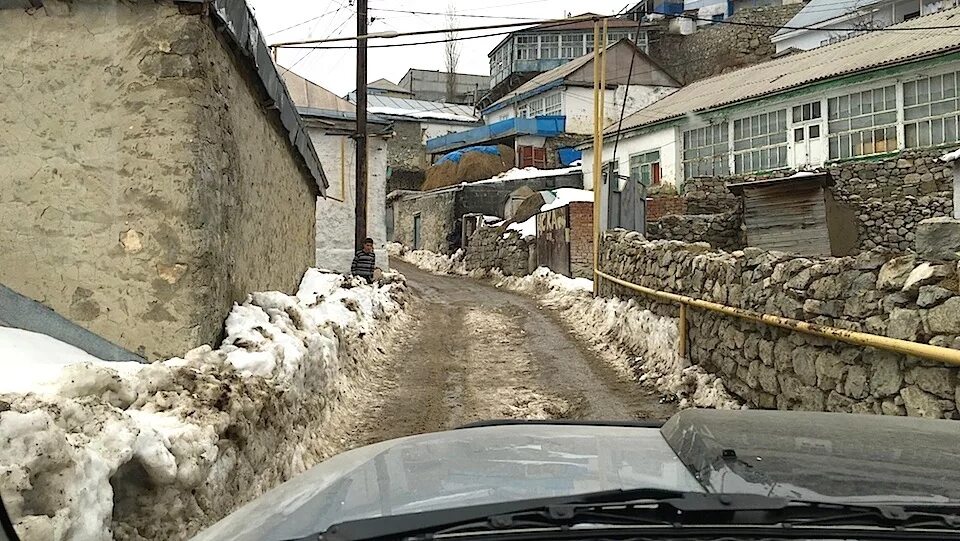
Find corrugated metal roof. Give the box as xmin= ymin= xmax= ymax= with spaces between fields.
xmin=773 ymin=0 xmax=887 ymax=38
xmin=368 ymin=78 xmax=414 ymax=95
xmin=365 ymin=95 xmax=477 ymax=117
xmin=610 ymin=7 xmax=960 ymax=135
xmin=281 ymin=71 xmax=355 ymax=113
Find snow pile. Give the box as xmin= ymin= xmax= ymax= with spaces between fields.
xmin=940 ymin=147 xmax=960 ymax=162
xmin=0 ymin=270 xmax=408 ymax=541
xmin=368 ymin=106 xmax=478 ymax=123
xmin=492 ymin=268 xmax=741 ymax=411
xmin=505 ymin=188 xmax=594 ymax=239
xmin=471 ymin=165 xmax=582 ymax=185
xmin=387 ymin=242 xmax=468 ymax=275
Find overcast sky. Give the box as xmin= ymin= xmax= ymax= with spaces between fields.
xmin=248 ymin=0 xmax=634 ymax=96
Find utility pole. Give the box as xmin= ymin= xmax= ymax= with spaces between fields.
xmin=355 ymin=0 xmax=368 ymax=251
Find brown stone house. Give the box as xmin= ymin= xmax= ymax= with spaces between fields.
xmin=0 ymin=0 xmax=328 ymax=360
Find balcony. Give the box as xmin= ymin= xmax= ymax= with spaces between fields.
xmin=426 ymin=116 xmax=567 ymax=155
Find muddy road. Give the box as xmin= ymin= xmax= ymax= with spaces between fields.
xmin=348 ymin=260 xmax=675 ymax=447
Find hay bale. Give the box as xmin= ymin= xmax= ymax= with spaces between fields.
xmin=421 ymin=144 xmax=516 ymax=190
xmin=421 ymin=161 xmax=458 ymax=191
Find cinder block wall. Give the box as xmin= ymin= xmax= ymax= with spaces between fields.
xmin=0 ymin=3 xmax=316 ymax=359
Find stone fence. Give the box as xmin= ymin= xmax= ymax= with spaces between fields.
xmin=463 ymin=226 xmax=535 ymax=277
xmin=599 ymin=229 xmax=960 ymax=419
xmin=647 ymin=211 xmax=745 ymax=252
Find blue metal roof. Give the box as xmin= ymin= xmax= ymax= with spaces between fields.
xmin=426 ymin=116 xmax=567 ymax=154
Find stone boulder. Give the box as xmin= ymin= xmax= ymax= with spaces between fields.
xmin=915 ymin=217 xmax=960 ymax=261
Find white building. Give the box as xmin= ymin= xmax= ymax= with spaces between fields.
xmin=283 ymin=71 xmax=392 ymax=272
xmin=773 ymin=0 xmax=960 ymax=53
xmin=582 ymin=8 xmax=960 ymax=229
xmin=481 ymin=40 xmax=681 ymax=135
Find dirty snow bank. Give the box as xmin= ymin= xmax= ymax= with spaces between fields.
xmin=0 ymin=270 xmax=408 ymax=541
xmin=387 ymin=242 xmax=472 ymax=276
xmin=492 ymin=268 xmax=741 ymax=411
xmin=392 ymin=246 xmax=740 ymax=410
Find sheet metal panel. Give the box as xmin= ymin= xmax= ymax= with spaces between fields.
xmin=536 ymin=206 xmax=572 ymax=277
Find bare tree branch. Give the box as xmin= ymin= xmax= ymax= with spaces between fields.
xmin=444 ymin=5 xmax=460 ymax=102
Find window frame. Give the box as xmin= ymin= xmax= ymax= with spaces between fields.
xmin=515 ymin=34 xmax=537 ymax=60
xmin=902 ymin=68 xmax=960 ymax=149
xmin=629 ymin=150 xmax=662 ymax=186
xmin=731 ymin=109 xmax=789 ymax=174
xmin=826 ymin=84 xmax=899 ymax=160
xmin=682 ymin=123 xmax=730 ymax=180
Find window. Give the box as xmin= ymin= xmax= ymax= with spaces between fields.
xmin=516 ymin=35 xmax=537 ymax=59
xmin=732 ymin=110 xmax=788 ymax=174
xmin=585 ymin=33 xmax=594 ymax=53
xmin=543 ymin=92 xmax=562 ymax=116
xmin=683 ymin=123 xmax=729 ymax=179
xmin=904 ymin=71 xmax=960 ymax=149
xmin=792 ymin=101 xmax=822 ymax=123
xmin=629 ymin=151 xmax=662 ymax=186
xmin=561 ymin=34 xmax=584 ymax=58
xmin=634 ymin=30 xmax=649 ymax=52
xmin=540 ymin=35 xmax=559 ymax=59
xmin=606 ymin=160 xmax=620 ymax=190
xmin=827 ymin=85 xmax=898 ymax=159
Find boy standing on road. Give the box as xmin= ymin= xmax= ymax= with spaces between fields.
xmin=351 ymin=237 xmax=377 ymax=284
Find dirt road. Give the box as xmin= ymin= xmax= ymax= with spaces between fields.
xmin=350 ymin=260 xmax=675 ymax=446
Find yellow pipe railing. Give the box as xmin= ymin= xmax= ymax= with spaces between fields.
xmin=594 ymin=269 xmax=960 ymax=367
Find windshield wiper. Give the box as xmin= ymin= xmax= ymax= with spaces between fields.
xmin=316 ymin=492 xmax=960 ymax=541
xmin=312 ymin=487 xmax=684 ymax=541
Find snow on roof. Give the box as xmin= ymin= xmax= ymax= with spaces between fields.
xmin=470 ymin=165 xmax=582 ymax=185
xmin=540 ymin=188 xmax=594 ymax=212
xmin=363 ymin=95 xmax=479 ymax=123
xmin=941 ymin=147 xmax=960 ymax=162
xmin=607 ymin=7 xmax=960 ymax=135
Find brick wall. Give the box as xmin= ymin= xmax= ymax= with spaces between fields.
xmin=568 ymin=201 xmax=594 ymax=279
xmin=646 ymin=195 xmax=687 ymax=221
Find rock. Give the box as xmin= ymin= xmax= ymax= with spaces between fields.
xmin=869 ymin=352 xmax=902 ymax=397
xmin=887 ymin=308 xmax=922 ymax=341
xmin=901 ymin=262 xmax=950 ymax=293
xmin=816 ymin=350 xmax=847 ymax=391
xmin=844 ymin=364 xmax=868 ymax=399
xmin=915 ymin=217 xmax=960 ymax=261
xmin=803 ymin=299 xmax=842 ymax=317
xmin=757 ymin=364 xmax=779 ymax=394
xmin=926 ymin=297 xmax=960 ymax=334
xmin=881 ymin=399 xmax=906 ymax=416
xmin=797 ymin=386 xmax=826 ymax=411
xmin=809 ymin=276 xmax=844 ymax=300
xmin=904 ymin=366 xmax=956 ymax=399
xmin=758 ymin=339 xmax=775 ymax=366
xmin=877 ymin=255 xmax=916 ymax=290
xmin=826 ymin=391 xmax=856 ymax=412
xmin=900 ymin=385 xmax=944 ymax=418
xmin=917 ymin=285 xmax=954 ymax=308
xmin=792 ymin=347 xmax=818 ymax=387
xmin=854 ymin=250 xmax=889 ymax=271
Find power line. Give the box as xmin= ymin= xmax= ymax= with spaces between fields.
xmin=649 ymin=9 xmax=960 ymax=32
xmin=612 ymin=18 xmax=645 ymax=165
xmin=368 ymin=6 xmax=542 ymax=20
xmin=266 ymin=6 xmax=342 ymax=37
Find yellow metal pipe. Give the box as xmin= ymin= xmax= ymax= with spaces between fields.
xmin=591 ymin=20 xmax=602 ymax=296
xmin=594 ymin=269 xmax=960 ymax=367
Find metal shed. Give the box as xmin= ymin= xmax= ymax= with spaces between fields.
xmin=728 ymin=173 xmax=847 ymax=256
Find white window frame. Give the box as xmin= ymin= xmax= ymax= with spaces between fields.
xmin=731 ymin=109 xmax=789 ymax=174
xmin=902 ymin=67 xmax=960 ymax=149
xmin=682 ymin=122 xmax=730 ymax=179
xmin=543 ymin=92 xmax=562 ymax=116
xmin=825 ymin=83 xmax=899 ymax=160
xmin=540 ymin=34 xmax=560 ymax=59
xmin=561 ymin=33 xmax=584 ymax=59
xmin=516 ymin=35 xmax=537 ymax=60
xmin=629 ymin=150 xmax=662 ymax=186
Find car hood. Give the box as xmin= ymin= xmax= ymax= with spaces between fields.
xmin=191 ymin=424 xmax=704 ymax=541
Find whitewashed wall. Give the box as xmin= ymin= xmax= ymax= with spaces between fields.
xmin=421 ymin=121 xmax=477 ymax=144
xmin=309 ymin=130 xmax=389 ymax=273
xmin=581 ymin=126 xmax=679 ymax=230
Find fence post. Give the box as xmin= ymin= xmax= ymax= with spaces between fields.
xmin=678 ymin=303 xmax=688 ymax=360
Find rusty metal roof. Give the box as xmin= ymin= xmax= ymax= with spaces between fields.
xmin=609 ymin=7 xmax=960 ymax=135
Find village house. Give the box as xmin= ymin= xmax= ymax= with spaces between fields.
xmin=773 ymin=0 xmax=960 ymax=53
xmin=397 ymin=68 xmax=491 ymax=105
xmin=0 ymin=0 xmax=326 ymax=360
xmin=282 ymin=71 xmax=392 ymax=273
xmin=427 ymin=40 xmax=680 ymax=171
xmin=583 ymin=8 xmax=960 ymax=256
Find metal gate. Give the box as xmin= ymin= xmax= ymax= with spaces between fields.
xmin=606 ymin=164 xmax=647 ymax=234
xmin=536 ymin=206 xmax=571 ymax=277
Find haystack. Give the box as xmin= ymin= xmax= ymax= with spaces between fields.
xmin=421 ymin=144 xmax=515 ymax=190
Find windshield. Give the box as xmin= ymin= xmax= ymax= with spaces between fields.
xmin=4 ymin=1 xmax=960 ymax=541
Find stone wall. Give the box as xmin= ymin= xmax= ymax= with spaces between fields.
xmin=387 ymin=120 xmax=428 ymax=192
xmin=0 ymin=4 xmax=317 ymax=360
xmin=647 ymin=211 xmax=745 ymax=252
xmin=648 ymin=4 xmax=804 ymax=85
xmin=390 ymin=190 xmax=458 ymax=253
xmin=464 ymin=227 xmax=535 ymax=277
xmin=681 ymin=175 xmax=741 ymax=214
xmin=599 ymin=229 xmax=960 ymax=419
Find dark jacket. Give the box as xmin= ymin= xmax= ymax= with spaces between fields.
xmin=351 ymin=250 xmax=376 ymax=282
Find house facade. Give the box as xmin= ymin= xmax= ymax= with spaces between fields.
xmin=584 ymin=8 xmax=960 ymax=254
xmin=0 ymin=0 xmax=327 ymax=360
xmin=397 ymin=69 xmax=491 ymax=105
xmin=429 ymin=41 xmax=679 ymax=170
xmin=483 ymin=15 xmax=652 ymax=107
xmin=773 ymin=0 xmax=960 ymax=53
xmin=282 ymin=71 xmax=392 ymax=273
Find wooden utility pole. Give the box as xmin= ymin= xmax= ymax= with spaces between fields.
xmin=591 ymin=19 xmax=607 ymax=296
xmin=355 ymin=0 xmax=368 ymax=251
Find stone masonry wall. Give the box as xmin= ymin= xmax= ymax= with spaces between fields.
xmin=0 ymin=3 xmax=316 ymax=360
xmin=387 ymin=120 xmax=428 ymax=193
xmin=647 ymin=211 xmax=746 ymax=252
xmin=648 ymin=4 xmax=804 ymax=85
xmin=464 ymin=226 xmax=535 ymax=277
xmin=391 ymin=190 xmax=458 ymax=253
xmin=599 ymin=229 xmax=960 ymax=419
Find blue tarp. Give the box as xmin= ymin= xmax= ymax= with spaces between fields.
xmin=435 ymin=145 xmax=501 ymax=165
xmin=557 ymin=148 xmax=582 ymax=166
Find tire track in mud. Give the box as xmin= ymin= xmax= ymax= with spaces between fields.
xmin=347 ymin=260 xmax=675 ymax=448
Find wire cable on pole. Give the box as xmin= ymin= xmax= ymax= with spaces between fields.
xmin=611 ymin=16 xmax=646 ymax=165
